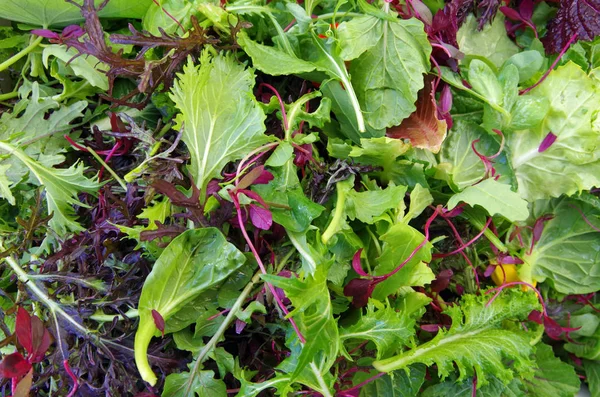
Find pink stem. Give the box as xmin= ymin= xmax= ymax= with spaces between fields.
xmin=152 ymin=0 xmax=185 ymax=33
xmin=231 ymin=192 xmax=306 ymax=343
xmin=520 ymin=33 xmax=578 ymax=95
xmin=260 ymin=83 xmax=289 ymax=131
xmin=485 ymin=281 xmax=547 ymax=315
xmin=339 ymin=372 xmax=386 ymax=394
xmin=63 ymin=359 xmax=79 ymax=397
xmin=432 ymin=217 xmax=492 ymax=258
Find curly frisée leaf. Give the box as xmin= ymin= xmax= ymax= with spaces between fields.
xmin=169 ymin=51 xmax=270 ymax=200
xmin=373 ymin=289 xmax=540 ymax=386
xmin=134 ymin=228 xmax=246 ymax=385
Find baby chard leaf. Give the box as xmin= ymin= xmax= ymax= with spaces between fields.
xmin=134 ymin=228 xmax=246 ymax=385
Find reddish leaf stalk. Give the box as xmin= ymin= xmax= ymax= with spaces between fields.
xmin=485 ymin=281 xmax=547 ymax=315
xmin=432 ymin=217 xmax=492 ymax=259
xmin=520 ymin=33 xmax=578 ymax=95
xmin=230 ymin=192 xmax=305 ymax=343
xmin=63 ymin=359 xmax=79 ymax=397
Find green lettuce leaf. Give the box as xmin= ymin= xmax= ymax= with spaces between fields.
xmin=457 ymin=15 xmax=519 ymax=68
xmin=521 ymin=196 xmax=600 ymax=294
xmin=373 ymin=289 xmax=539 ymax=386
xmin=522 ymin=344 xmax=580 ymax=397
xmin=508 ymin=62 xmax=600 ymax=201
xmin=170 ymin=51 xmax=270 ymax=199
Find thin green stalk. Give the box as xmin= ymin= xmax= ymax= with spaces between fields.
xmin=86 ymin=146 xmax=128 ymax=190
xmin=469 ymin=217 xmax=507 ymax=253
xmin=0 ymin=36 xmax=43 ymax=72
xmin=321 ymin=182 xmax=348 ymax=244
xmin=90 ymin=309 xmax=139 ymax=323
xmin=184 ymin=269 xmax=263 ymax=395
xmin=0 ymin=91 xmax=18 ymax=102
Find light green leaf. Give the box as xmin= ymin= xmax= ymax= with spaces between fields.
xmin=170 ymin=52 xmax=269 ymax=198
xmin=142 ymin=0 xmax=195 ymax=35
xmin=340 ymin=15 xmax=431 ymax=130
xmin=447 ymin=178 xmax=529 ymax=222
xmin=266 ymin=142 xmax=294 ymax=167
xmin=508 ymin=62 xmax=600 ymax=201
xmin=340 ymin=300 xmax=415 ymax=359
xmin=521 ymin=196 xmax=600 ymax=294
xmin=468 ymin=60 xmax=503 ymax=106
xmin=0 ymin=0 xmax=153 ymax=26
xmin=0 ymin=164 xmax=15 ymax=205
xmin=372 ymin=222 xmax=434 ymax=300
xmin=457 ymin=14 xmax=519 ymax=68
xmin=522 ymin=344 xmax=580 ymax=397
xmin=346 ymin=183 xmax=407 ymax=224
xmin=163 ymin=367 xmax=227 ymax=397
xmin=373 ymin=289 xmax=539 ymax=386
xmin=503 ymin=51 xmax=545 ymax=83
xmin=0 ymin=142 xmax=101 ymax=235
xmin=134 ymin=228 xmax=246 ymax=385
xmin=42 ymin=45 xmax=108 ymax=90
xmin=403 ymin=184 xmax=432 ymax=223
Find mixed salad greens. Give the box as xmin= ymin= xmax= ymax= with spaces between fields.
xmin=0 ymin=0 xmax=599 ymax=395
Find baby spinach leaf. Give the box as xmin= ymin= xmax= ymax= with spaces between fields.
xmin=134 ymin=228 xmax=246 ymax=385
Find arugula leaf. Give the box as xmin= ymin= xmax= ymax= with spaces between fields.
xmin=339 ymin=13 xmax=431 ymax=130
xmin=508 ymin=62 xmax=600 ymax=201
xmin=521 ymin=196 xmax=600 ymax=294
xmin=373 ymin=289 xmax=539 ymax=386
xmin=42 ymin=45 xmax=108 ymax=90
xmin=170 ymin=52 xmax=270 ymax=199
xmin=447 ymin=179 xmax=529 ymax=222
xmin=522 ymin=344 xmax=580 ymax=397
xmin=134 ymin=228 xmax=246 ymax=385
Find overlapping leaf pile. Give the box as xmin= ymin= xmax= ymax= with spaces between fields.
xmin=0 ymin=0 xmax=599 ymax=396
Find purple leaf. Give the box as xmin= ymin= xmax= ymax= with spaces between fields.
xmin=235 ymin=319 xmax=247 ymax=334
xmin=520 ymin=0 xmax=534 ymax=20
xmin=249 ymin=204 xmax=273 ymax=230
xmin=538 ymin=132 xmax=557 ymax=153
xmin=30 ymin=29 xmax=60 ymax=39
xmin=61 ymin=25 xmax=85 ymax=39
xmin=499 ymin=6 xmax=523 ymax=21
xmin=430 ymin=269 xmax=453 ymax=293
xmin=528 ymin=310 xmax=544 ymax=324
xmin=152 ymin=310 xmax=165 ymax=338
xmin=543 ymin=315 xmax=564 ymax=340
xmin=343 ymin=278 xmax=378 ymax=308
xmin=420 ymin=324 xmax=442 ymax=333
xmin=484 ymin=264 xmax=496 ymax=278
xmin=543 ymin=0 xmax=600 ymax=53
xmin=16 ymin=307 xmax=52 ymax=363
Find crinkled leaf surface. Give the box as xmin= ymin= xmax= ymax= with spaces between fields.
xmin=339 ymin=14 xmax=431 ymax=130
xmin=359 ymin=365 xmax=426 ymax=397
xmin=544 ymin=0 xmax=600 ymax=54
xmin=522 ymin=196 xmax=600 ymax=294
xmin=170 ymin=52 xmax=269 ymax=197
xmin=447 ymin=178 xmax=529 ymax=222
xmin=134 ymin=228 xmax=246 ymax=385
xmin=508 ymin=62 xmax=600 ymax=201
xmin=373 ymin=289 xmax=539 ymax=386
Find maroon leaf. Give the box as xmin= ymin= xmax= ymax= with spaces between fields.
xmin=249 ymin=204 xmax=273 ymax=230
xmin=430 ymin=269 xmax=454 ymax=293
xmin=543 ymin=315 xmax=565 ymax=340
xmin=134 ymin=393 xmax=160 ymax=397
xmin=237 ymin=166 xmax=273 ymax=190
xmin=351 ymin=249 xmax=369 ymax=277
xmin=528 ymin=310 xmax=544 ymax=324
xmin=387 ymin=76 xmax=448 ymax=153
xmin=420 ymin=324 xmax=442 ymax=333
xmin=0 ymin=352 xmax=32 ymax=378
xmin=543 ymin=0 xmax=600 ymax=53
xmin=16 ymin=307 xmax=51 ymax=363
xmin=152 ymin=310 xmax=165 ymax=338
xmin=343 ymin=278 xmax=378 ymax=308
xmin=13 ymin=368 xmax=33 ymax=397
xmin=30 ymin=29 xmax=61 ymax=39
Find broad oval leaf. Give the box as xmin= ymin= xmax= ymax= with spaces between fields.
xmin=134 ymin=228 xmax=246 ymax=385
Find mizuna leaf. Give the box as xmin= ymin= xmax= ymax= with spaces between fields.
xmin=543 ymin=0 xmax=600 ymax=54
xmin=169 ymin=51 xmax=270 ymax=200
xmin=447 ymin=179 xmax=529 ymax=222
xmin=338 ymin=14 xmax=431 ymax=130
xmin=134 ymin=228 xmax=246 ymax=385
xmin=0 ymin=142 xmax=102 ymax=236
xmin=373 ymin=289 xmax=540 ymax=386
xmin=387 ymin=76 xmax=448 ymax=153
